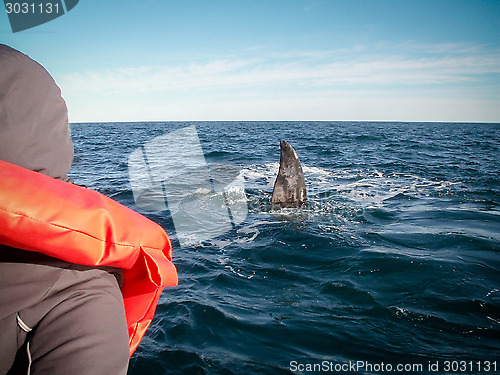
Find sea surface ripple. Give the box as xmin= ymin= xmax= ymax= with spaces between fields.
xmin=70 ymin=122 xmax=499 ymax=375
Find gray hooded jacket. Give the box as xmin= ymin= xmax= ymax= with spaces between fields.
xmin=0 ymin=43 xmax=73 ymax=180
xmin=0 ymin=45 xmax=129 ymax=375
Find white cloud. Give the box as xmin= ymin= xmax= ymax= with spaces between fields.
xmin=63 ymin=47 xmax=500 ymax=92
xmin=61 ymin=43 xmax=500 ymax=122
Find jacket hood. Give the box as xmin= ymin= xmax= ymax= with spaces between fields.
xmin=0 ymin=44 xmax=73 ymax=181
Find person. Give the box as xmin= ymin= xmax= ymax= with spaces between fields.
xmin=0 ymin=44 xmax=177 ymax=374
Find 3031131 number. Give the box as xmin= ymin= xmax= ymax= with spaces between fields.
xmin=5 ymin=2 xmax=60 ymax=14
xmin=443 ymin=361 xmax=497 ymax=373
xmin=4 ymin=0 xmax=79 ymax=33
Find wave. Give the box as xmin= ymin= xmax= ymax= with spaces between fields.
xmin=69 ymin=122 xmax=500 ymax=374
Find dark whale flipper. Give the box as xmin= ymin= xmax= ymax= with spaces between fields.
xmin=271 ymin=140 xmax=307 ymax=208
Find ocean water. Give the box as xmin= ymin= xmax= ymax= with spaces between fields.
xmin=70 ymin=122 xmax=500 ymax=375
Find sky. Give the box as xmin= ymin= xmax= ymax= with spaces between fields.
xmin=1 ymin=0 xmax=499 ymax=123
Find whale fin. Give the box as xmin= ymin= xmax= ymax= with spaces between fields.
xmin=271 ymin=140 xmax=307 ymax=208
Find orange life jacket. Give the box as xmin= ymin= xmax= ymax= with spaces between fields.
xmin=0 ymin=160 xmax=178 ymax=356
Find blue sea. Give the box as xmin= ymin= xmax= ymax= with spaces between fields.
xmin=70 ymin=122 xmax=499 ymax=375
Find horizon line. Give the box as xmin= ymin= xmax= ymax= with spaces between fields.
xmin=69 ymin=120 xmax=500 ymax=125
